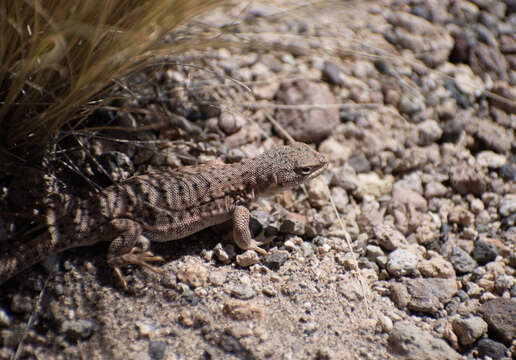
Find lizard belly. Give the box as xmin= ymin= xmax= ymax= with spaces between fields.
xmin=141 ymin=212 xmax=232 ymax=242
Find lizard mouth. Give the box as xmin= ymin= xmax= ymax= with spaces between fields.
xmin=304 ymin=161 xmax=328 ymax=182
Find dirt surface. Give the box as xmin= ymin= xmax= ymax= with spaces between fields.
xmin=1 ymin=1 xmax=516 ymax=359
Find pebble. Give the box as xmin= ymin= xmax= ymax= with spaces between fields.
xmin=388 ymin=321 xmax=460 ymax=360
xmin=418 ymin=252 xmax=456 ymax=278
xmin=148 ymin=340 xmax=167 ymax=360
xmin=417 ymin=120 xmax=443 ymax=145
xmin=471 ymin=239 xmax=498 ymax=264
xmin=280 ymin=212 xmax=307 ymax=236
xmin=451 ymin=316 xmax=488 ymax=346
xmin=275 ymin=80 xmax=339 ymax=142
xmin=355 ymin=173 xmax=393 ymax=199
xmin=307 ymin=177 xmax=330 ymax=207
xmin=476 ymin=338 xmax=508 ymax=360
xmin=499 ymin=194 xmax=516 ymax=217
xmin=450 ymin=164 xmax=488 ymax=196
xmin=0 ymin=308 xmax=10 ymax=327
xmin=330 ymin=165 xmax=359 ymax=191
xmin=476 ymin=151 xmax=506 ymax=168
xmin=374 ymin=224 xmax=407 ymax=251
xmin=386 ymin=249 xmax=419 ymax=277
xmin=61 ymin=319 xmax=96 ymax=341
xmin=449 ymin=247 xmax=478 ymax=274
xmin=230 ymin=284 xmax=255 ymax=300
xmin=236 ymin=250 xmax=260 ymax=267
xmin=478 ymin=298 xmax=516 ymax=343
xmin=319 ymin=137 xmax=352 ymax=163
xmin=389 ymin=187 xmax=427 ymax=235
xmin=499 ymin=164 xmax=516 ymax=181
xmin=263 ymin=250 xmax=289 ymax=270
xmin=406 ymin=278 xmax=458 ymax=314
xmin=223 ymin=301 xmax=263 ymax=321
xmin=322 ymin=61 xmax=343 ymax=85
xmin=218 ymin=111 xmax=245 ymax=135
xmin=424 ymin=181 xmax=448 ymax=198
xmin=176 ymin=262 xmax=208 ymax=288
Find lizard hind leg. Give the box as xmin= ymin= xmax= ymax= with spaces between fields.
xmin=106 ymin=219 xmax=164 ymax=288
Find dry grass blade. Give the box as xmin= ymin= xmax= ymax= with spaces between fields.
xmin=0 ymin=0 xmax=226 ymax=153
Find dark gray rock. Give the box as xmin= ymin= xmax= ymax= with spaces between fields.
xmin=449 ymin=247 xmax=478 ymax=274
xmin=478 ymin=298 xmax=516 ymax=343
xmin=476 ymin=338 xmax=507 ymax=360
xmin=471 ymin=239 xmax=498 ymax=263
xmin=148 ymin=340 xmax=167 ymax=360
xmin=263 ymin=251 xmax=289 ymax=270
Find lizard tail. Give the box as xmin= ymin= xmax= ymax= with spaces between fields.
xmin=0 ymin=231 xmax=55 ymax=285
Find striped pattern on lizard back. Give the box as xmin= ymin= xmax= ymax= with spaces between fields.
xmin=99 ymin=160 xmax=259 ymax=243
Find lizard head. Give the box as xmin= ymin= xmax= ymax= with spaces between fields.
xmin=254 ymin=142 xmax=328 ymax=195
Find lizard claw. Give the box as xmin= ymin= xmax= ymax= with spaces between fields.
xmin=109 ymin=249 xmax=166 ymax=288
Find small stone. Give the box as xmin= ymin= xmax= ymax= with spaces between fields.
xmin=348 ymin=152 xmax=372 ymax=174
xmin=136 ymin=321 xmax=155 ymax=337
xmin=176 ymin=261 xmax=208 ymax=288
xmin=230 ymin=284 xmax=255 ymax=300
xmin=478 ymin=298 xmax=516 ymax=343
xmin=425 ymin=181 xmax=448 ymax=198
xmin=477 ymin=338 xmax=508 ymax=360
xmin=263 ymin=250 xmax=289 ymax=270
xmin=471 ymin=239 xmax=498 ymax=264
xmin=223 ymin=301 xmax=264 ymax=320
xmin=275 ymin=80 xmax=339 ymax=142
xmin=214 ymin=243 xmax=234 ymax=263
xmin=452 ymin=316 xmax=488 ymax=346
xmin=476 ymin=151 xmax=507 ymax=168
xmin=449 ymin=247 xmax=477 ymax=274
xmin=319 ymin=137 xmax=352 ymax=164
xmin=262 ymin=286 xmax=277 ymax=297
xmin=355 ymin=173 xmax=394 ymax=199
xmin=494 ymin=275 xmax=515 ymax=294
xmin=236 ymin=250 xmax=260 ymax=267
xmin=406 ymin=278 xmax=458 ymax=314
xmin=450 ymin=165 xmax=487 ymax=196
xmin=499 ymin=194 xmax=516 ymax=217
xmin=377 ymin=315 xmax=393 ymax=332
xmin=389 ymin=187 xmax=427 ymax=235
xmin=418 ymin=251 xmax=455 ymax=279
xmin=499 ymin=164 xmax=516 ymax=181
xmin=417 ymin=120 xmax=443 ymax=145
xmin=387 ymin=249 xmax=419 ymax=277
xmin=374 ymin=224 xmax=407 ymax=251
xmin=322 ymin=61 xmax=343 ymax=85
xmin=388 ymin=321 xmax=460 ymax=360
xmin=280 ymin=212 xmax=307 ymax=236
xmin=148 ymin=340 xmax=167 ymax=360
xmin=208 ymin=271 xmax=227 ymax=286
xmin=218 ymin=112 xmax=245 ymax=135
xmin=307 ymin=177 xmax=330 ymax=207
xmin=61 ymin=319 xmax=95 ymax=341
xmin=366 ymin=245 xmax=385 ymax=263
xmin=0 ymin=308 xmax=11 ymax=328
xmin=330 ymin=164 xmax=359 ymax=191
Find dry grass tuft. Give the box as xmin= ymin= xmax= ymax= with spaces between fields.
xmin=0 ymin=0 xmax=226 ymax=154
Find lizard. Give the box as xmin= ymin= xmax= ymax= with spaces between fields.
xmin=0 ymin=142 xmax=328 ymax=287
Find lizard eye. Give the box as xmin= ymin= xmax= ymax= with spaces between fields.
xmin=300 ymin=167 xmax=312 ymax=175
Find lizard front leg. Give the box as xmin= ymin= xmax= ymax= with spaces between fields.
xmin=232 ymin=205 xmax=267 ymax=255
xmin=106 ymin=219 xmax=164 ymax=288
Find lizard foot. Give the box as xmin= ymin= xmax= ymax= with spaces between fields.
xmin=109 ymin=249 xmax=165 ymax=289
